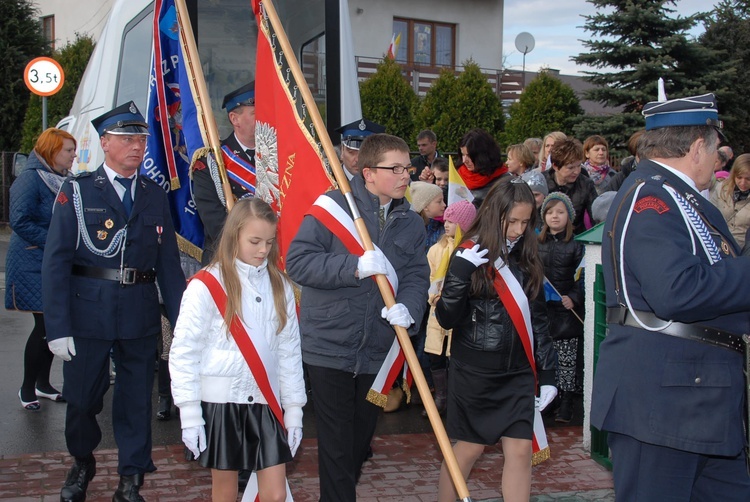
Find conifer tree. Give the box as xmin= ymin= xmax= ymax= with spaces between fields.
xmin=0 ymin=0 xmax=49 ymax=152
xmin=360 ymin=57 xmax=418 ymax=146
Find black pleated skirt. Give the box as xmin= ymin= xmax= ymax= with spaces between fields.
xmin=446 ymin=358 xmax=535 ymax=445
xmin=198 ymin=401 xmax=292 ymax=471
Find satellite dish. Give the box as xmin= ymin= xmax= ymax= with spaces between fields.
xmin=515 ymin=32 xmax=535 ymax=55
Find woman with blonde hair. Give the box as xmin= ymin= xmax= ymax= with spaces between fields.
xmin=506 ymin=144 xmax=536 ymax=176
xmin=711 ymin=153 xmax=750 ymax=247
xmin=170 ymin=197 xmax=306 ymax=502
xmin=6 ymin=128 xmax=76 ymax=410
xmin=538 ymin=131 xmax=567 ymax=171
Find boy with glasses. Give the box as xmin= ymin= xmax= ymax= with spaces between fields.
xmin=287 ymin=133 xmax=429 ymax=502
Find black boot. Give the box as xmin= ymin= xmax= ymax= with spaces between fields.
xmin=422 ymin=368 xmax=448 ymax=417
xmin=556 ymin=391 xmax=573 ymax=423
xmin=60 ymin=455 xmax=96 ymax=502
xmin=112 ymin=474 xmax=145 ymax=502
xmin=156 ymin=394 xmax=172 ymax=421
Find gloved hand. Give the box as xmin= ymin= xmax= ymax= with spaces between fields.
xmin=536 ymin=385 xmax=558 ymax=412
xmin=455 ymin=244 xmax=489 ymax=268
xmin=48 ymin=337 xmax=76 ymax=361
xmin=357 ymin=249 xmax=388 ymax=279
xmin=287 ymin=427 xmax=303 ymax=457
xmin=381 ymin=303 xmax=415 ymax=328
xmin=182 ymin=425 xmax=207 ymax=459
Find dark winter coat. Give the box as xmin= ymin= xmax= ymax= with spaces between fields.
xmin=538 ymin=232 xmax=584 ymax=340
xmin=5 ymin=151 xmax=65 ymax=311
xmin=543 ymin=169 xmax=598 ymax=234
xmin=435 ymin=251 xmax=557 ymax=386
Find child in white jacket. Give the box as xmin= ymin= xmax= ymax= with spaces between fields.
xmin=170 ymin=198 xmax=306 ymax=502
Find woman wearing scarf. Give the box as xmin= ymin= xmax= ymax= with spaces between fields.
xmin=710 ymin=153 xmax=750 ymax=247
xmin=582 ymin=135 xmax=615 ymax=194
xmin=6 ymin=128 xmax=76 ymax=411
xmin=458 ymin=128 xmax=509 ymax=208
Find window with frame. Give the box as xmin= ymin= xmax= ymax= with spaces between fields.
xmin=41 ymin=15 xmax=55 ymax=50
xmin=392 ymin=18 xmax=455 ymax=68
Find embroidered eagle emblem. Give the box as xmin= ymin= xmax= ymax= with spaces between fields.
xmin=254 ymin=121 xmax=281 ymax=207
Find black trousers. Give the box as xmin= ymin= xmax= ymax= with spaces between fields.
xmin=63 ymin=335 xmax=157 ymax=476
xmin=306 ymin=365 xmax=379 ymax=502
xmin=608 ymin=431 xmax=750 ymax=501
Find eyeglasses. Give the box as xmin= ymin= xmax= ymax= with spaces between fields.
xmin=368 ymin=165 xmax=411 ymax=174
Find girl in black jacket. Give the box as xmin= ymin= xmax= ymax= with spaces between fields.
xmin=538 ymin=193 xmax=584 ymax=423
xmin=435 ymin=178 xmax=557 ymax=502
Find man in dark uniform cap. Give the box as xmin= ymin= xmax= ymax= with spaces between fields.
xmin=592 ymin=92 xmax=750 ymax=500
xmin=192 ymin=81 xmax=257 ymax=264
xmin=336 ymin=118 xmax=385 ymax=181
xmin=43 ymin=101 xmax=185 ymax=502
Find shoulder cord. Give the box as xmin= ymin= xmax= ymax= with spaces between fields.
xmin=616 ymin=183 xmax=721 ymax=332
xmin=70 ymin=180 xmax=127 ymax=258
xmin=207 ymin=152 xmax=227 ymax=208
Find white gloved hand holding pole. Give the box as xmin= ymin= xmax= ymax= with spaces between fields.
xmin=357 ymin=249 xmax=388 ymax=279
xmin=182 ymin=425 xmax=207 ymax=459
xmin=381 ymin=303 xmax=415 ymax=328
xmin=48 ymin=337 xmax=77 ymax=361
xmin=287 ymin=427 xmax=303 ymax=457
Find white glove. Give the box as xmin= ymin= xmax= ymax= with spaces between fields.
xmin=182 ymin=425 xmax=207 ymax=459
xmin=357 ymin=249 xmax=388 ymax=279
xmin=381 ymin=303 xmax=415 ymax=328
xmin=48 ymin=337 xmax=76 ymax=361
xmin=287 ymin=427 xmax=303 ymax=457
xmin=536 ymin=385 xmax=558 ymax=412
xmin=455 ymin=244 xmax=489 ymax=268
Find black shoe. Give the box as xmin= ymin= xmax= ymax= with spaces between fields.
xmin=555 ymin=393 xmax=573 ymax=423
xmin=112 ymin=474 xmax=145 ymax=502
xmin=60 ymin=455 xmax=96 ymax=502
xmin=156 ymin=395 xmax=172 ymax=421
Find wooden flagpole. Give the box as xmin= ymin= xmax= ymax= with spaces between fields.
xmin=260 ymin=1 xmax=473 ymax=500
xmin=174 ymin=0 xmax=234 ymax=212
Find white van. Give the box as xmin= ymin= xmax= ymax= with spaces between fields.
xmin=57 ymin=0 xmax=337 ymax=173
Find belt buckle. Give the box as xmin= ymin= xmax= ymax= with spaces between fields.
xmin=120 ymin=267 xmax=138 ymax=285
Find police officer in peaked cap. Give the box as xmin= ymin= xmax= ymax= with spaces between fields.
xmin=336 ymin=118 xmax=386 ymax=181
xmin=192 ymin=81 xmax=258 ymax=265
xmin=592 ymin=92 xmax=750 ymax=500
xmin=43 ymin=101 xmax=185 ymax=502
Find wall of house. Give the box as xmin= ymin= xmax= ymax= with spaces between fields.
xmin=348 ymin=0 xmax=504 ymax=70
xmin=34 ymin=0 xmax=117 ymax=47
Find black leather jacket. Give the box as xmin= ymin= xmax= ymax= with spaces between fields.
xmin=436 ymin=252 xmax=557 ymax=386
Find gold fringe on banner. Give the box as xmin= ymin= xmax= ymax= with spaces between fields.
xmin=532 ymin=446 xmax=551 ymax=466
xmin=188 ymin=147 xmax=212 ymax=179
xmin=177 ymin=234 xmax=203 ymax=263
xmin=366 ymin=388 xmax=388 ymax=408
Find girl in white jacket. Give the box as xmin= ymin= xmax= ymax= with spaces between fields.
xmin=170 ymin=198 xmax=306 ymax=502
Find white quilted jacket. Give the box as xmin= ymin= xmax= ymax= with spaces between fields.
xmin=170 ymin=260 xmax=306 ymax=430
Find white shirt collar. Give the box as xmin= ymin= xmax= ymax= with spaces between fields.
xmin=234 ymin=134 xmax=254 ymax=154
xmin=651 ymin=160 xmax=702 ymax=196
xmin=102 ymin=163 xmax=136 ymax=199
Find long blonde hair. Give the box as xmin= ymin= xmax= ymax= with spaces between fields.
xmin=210 ymin=198 xmax=289 ymax=335
xmin=722 ymin=153 xmax=750 ymax=200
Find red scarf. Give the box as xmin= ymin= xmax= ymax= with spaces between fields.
xmin=458 ymin=165 xmax=508 ymax=190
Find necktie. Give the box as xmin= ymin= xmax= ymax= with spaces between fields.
xmin=115 ymin=176 xmax=134 ymax=217
xmin=379 ymin=206 xmax=386 ymax=230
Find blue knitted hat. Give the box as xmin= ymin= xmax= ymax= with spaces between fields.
xmin=541 ymin=192 xmax=575 ymax=222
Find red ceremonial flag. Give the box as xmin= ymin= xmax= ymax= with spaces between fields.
xmin=252 ymin=0 xmax=336 ymax=262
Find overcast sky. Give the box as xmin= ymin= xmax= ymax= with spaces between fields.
xmin=502 ymin=0 xmax=719 ymax=76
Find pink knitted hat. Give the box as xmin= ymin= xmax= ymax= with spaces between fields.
xmin=443 ymin=200 xmax=477 ymax=233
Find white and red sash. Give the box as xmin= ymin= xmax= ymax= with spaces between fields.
xmin=191 ymin=269 xmax=294 ymax=501
xmin=221 ymin=145 xmax=257 ymax=194
xmin=487 ymin=253 xmax=550 ymax=465
xmin=307 ymin=194 xmax=413 ymax=407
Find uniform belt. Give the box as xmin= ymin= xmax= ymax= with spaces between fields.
xmin=72 ymin=264 xmax=157 ymax=285
xmin=607 ymin=307 xmax=745 ymax=354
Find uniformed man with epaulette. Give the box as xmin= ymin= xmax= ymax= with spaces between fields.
xmin=43 ymin=102 xmax=186 ymax=502
xmin=336 ymin=118 xmax=385 ymax=181
xmin=592 ymin=93 xmax=750 ymax=500
xmin=192 ymin=81 xmax=257 ymax=264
